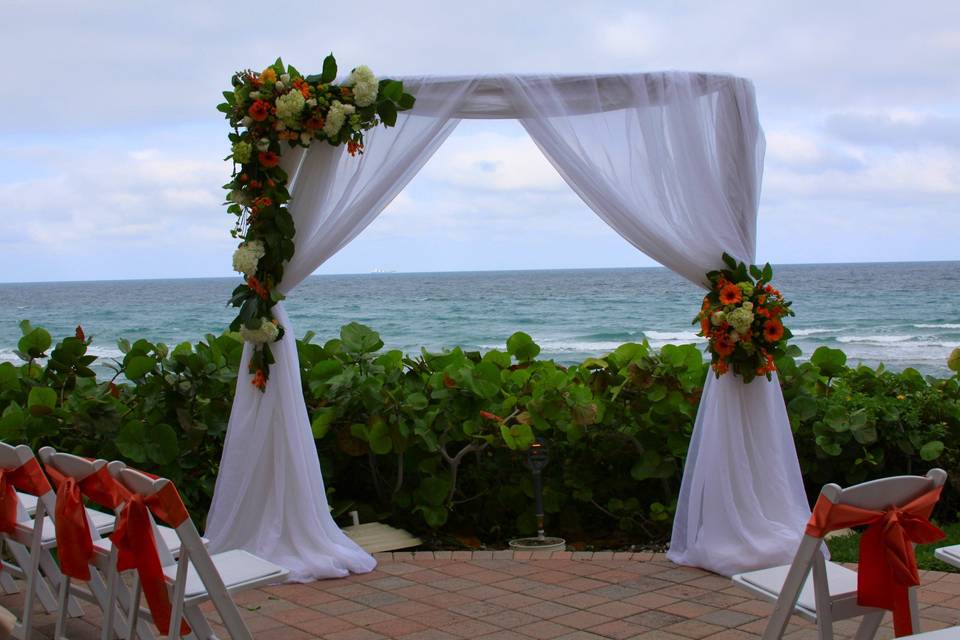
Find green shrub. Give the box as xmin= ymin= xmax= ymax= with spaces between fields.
xmin=1 ymin=321 xmax=958 ymax=544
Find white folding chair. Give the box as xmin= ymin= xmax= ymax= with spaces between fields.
xmin=39 ymin=448 xmax=196 ymax=640
xmin=108 ymin=462 xmax=288 ymax=639
xmin=934 ymin=545 xmax=960 ymax=570
xmin=898 ymin=629 xmax=960 ymax=639
xmin=0 ymin=443 xmax=91 ymax=639
xmin=733 ymin=469 xmax=947 ymax=640
xmin=3 ymin=483 xmax=114 ymax=602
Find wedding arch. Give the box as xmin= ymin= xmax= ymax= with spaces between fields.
xmin=205 ymin=70 xmax=811 ymax=581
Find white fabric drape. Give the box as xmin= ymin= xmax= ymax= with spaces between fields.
xmin=205 ymin=78 xmax=471 ymax=581
xmin=207 ymin=72 xmax=810 ymax=580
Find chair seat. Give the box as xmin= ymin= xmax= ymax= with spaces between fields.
xmin=733 ymin=561 xmax=859 ymax=618
xmin=899 ymin=628 xmax=960 ymax=639
xmin=934 ymin=545 xmax=960 ymax=570
xmin=16 ymin=510 xmax=116 ymax=546
xmin=163 ymin=549 xmax=287 ymax=599
xmin=93 ymin=525 xmax=203 ymax=557
xmin=17 ymin=492 xmax=37 ymax=515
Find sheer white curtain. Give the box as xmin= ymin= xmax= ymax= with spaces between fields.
xmin=205 ymin=78 xmax=472 ymax=581
xmin=504 ymin=74 xmax=810 ymax=575
xmin=208 ymin=72 xmax=809 ymax=580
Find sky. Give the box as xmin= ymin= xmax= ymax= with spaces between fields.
xmin=1 ymin=1 xmax=958 ymax=282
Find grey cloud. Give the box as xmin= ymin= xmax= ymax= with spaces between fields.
xmin=824 ymin=112 xmax=960 ymax=149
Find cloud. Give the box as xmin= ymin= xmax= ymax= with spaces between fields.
xmin=824 ymin=111 xmax=960 ymax=149
xmin=422 ymin=131 xmax=566 ymax=191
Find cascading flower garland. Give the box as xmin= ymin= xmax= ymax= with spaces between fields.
xmin=694 ymin=253 xmax=795 ymax=382
xmin=218 ymin=57 xmax=415 ymax=391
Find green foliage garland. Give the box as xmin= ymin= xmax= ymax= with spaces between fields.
xmin=218 ymin=57 xmax=415 ymax=390
xmin=1 ymin=322 xmax=958 ymax=543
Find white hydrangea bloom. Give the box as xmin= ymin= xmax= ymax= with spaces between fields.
xmin=275 ymin=90 xmax=306 ymax=125
xmin=231 ymin=240 xmax=266 ymax=276
xmin=710 ymin=310 xmax=725 ymax=326
xmin=240 ymin=318 xmax=280 ymax=344
xmin=322 ymin=100 xmax=356 ymax=138
xmin=346 ymin=65 xmax=379 ymax=107
xmin=726 ymin=307 xmax=755 ymax=334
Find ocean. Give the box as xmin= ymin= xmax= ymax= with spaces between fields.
xmin=1 ymin=262 xmax=958 ymax=376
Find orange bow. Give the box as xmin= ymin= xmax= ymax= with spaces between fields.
xmin=111 ymin=482 xmax=190 ymax=636
xmin=45 ymin=465 xmax=129 ymax=581
xmin=0 ymin=458 xmax=52 ymax=535
xmin=806 ymin=486 xmax=944 ymax=637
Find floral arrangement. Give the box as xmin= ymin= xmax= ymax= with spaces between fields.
xmin=218 ymin=57 xmax=415 ymax=390
xmin=694 ymin=253 xmax=794 ymax=382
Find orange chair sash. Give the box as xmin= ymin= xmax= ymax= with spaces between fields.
xmin=0 ymin=458 xmax=52 ymax=535
xmin=111 ymin=481 xmax=190 ymax=636
xmin=45 ymin=465 xmax=128 ymax=581
xmin=806 ymin=486 xmax=944 ymax=637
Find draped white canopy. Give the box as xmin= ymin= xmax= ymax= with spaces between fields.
xmin=204 ymin=73 xmax=811 ymax=581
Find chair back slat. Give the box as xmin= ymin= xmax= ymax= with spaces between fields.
xmin=109 ymin=464 xmax=177 ymax=567
xmin=38 ymin=449 xmax=111 ymax=541
xmin=826 ymin=469 xmax=947 ymax=511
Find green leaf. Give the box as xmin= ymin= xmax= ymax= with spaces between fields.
xmin=381 ymin=80 xmax=403 ymax=102
xmin=416 ymin=504 xmax=448 ymax=528
xmin=377 ymin=100 xmax=398 ymax=127
xmin=920 ymin=440 xmax=945 ymax=461
xmin=416 ymin=477 xmax=449 ymax=506
xmin=398 ymin=92 xmax=416 ymax=110
xmin=18 ymin=327 xmax=52 ymax=358
xmin=506 ymin=332 xmax=541 ymax=362
xmin=405 ymin=393 xmax=429 ymax=411
xmin=125 ymin=355 xmax=156 ymax=379
xmin=311 ymin=408 xmax=336 ymax=439
xmin=147 ymin=424 xmax=179 ymax=465
xmin=340 ymin=323 xmax=383 ymax=355
xmin=27 ymin=387 xmax=57 ymax=416
xmin=0 ymin=362 xmax=19 ymax=391
xmin=788 ymin=395 xmax=818 ymax=421
xmin=321 ymin=53 xmax=337 ymax=83
xmin=811 ymin=347 xmax=847 ymax=378
xmin=116 ymin=422 xmax=148 ymax=463
xmin=368 ymin=419 xmax=392 ymax=455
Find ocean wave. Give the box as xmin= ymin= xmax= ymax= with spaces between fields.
xmin=837 ymin=335 xmax=915 ymax=344
xmin=0 ymin=345 xmax=125 ymax=364
xmin=914 ymin=323 xmax=960 ymax=329
xmin=643 ymin=330 xmax=703 ymax=342
xmin=791 ymin=328 xmax=837 ymax=336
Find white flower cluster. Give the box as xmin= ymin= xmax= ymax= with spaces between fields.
xmin=232 ymin=240 xmax=266 ymax=277
xmin=345 ymin=65 xmax=378 ymax=107
xmin=726 ymin=306 xmax=755 ymax=334
xmin=275 ymin=90 xmax=306 ymax=126
xmin=323 ymin=100 xmax=356 ymax=138
xmin=240 ymin=318 xmax=280 ymax=344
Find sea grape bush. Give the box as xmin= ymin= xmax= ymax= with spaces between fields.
xmin=1 ymin=321 xmax=958 ymax=544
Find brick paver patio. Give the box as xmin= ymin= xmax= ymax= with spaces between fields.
xmin=5 ymin=551 xmax=960 ymax=639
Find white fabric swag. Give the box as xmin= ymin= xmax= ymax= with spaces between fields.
xmin=205 ymin=73 xmax=810 ymax=581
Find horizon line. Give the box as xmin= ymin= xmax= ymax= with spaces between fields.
xmin=1 ymin=258 xmax=958 ymax=286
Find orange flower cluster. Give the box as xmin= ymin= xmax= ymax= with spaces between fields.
xmin=694 ymin=255 xmax=794 ymax=383
xmin=246 ymin=275 xmax=270 ymax=300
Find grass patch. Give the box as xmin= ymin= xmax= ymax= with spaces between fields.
xmin=826 ymin=521 xmax=960 ymax=572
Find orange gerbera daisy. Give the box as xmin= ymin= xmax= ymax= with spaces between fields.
xmin=712 ymin=360 xmax=729 ymax=375
xmin=251 ymin=369 xmax=267 ymax=390
xmin=763 ymin=319 xmax=784 ymax=342
xmin=248 ymin=100 xmax=270 ymax=122
xmin=258 ymin=151 xmax=280 ymax=167
xmin=719 ymin=283 xmax=743 ymax=305
xmin=714 ymin=333 xmax=736 ymax=357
